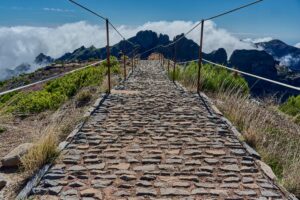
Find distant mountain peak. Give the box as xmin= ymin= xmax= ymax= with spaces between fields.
xmin=256 ymin=39 xmax=300 ymax=71
xmin=35 ymin=53 xmax=54 ymax=64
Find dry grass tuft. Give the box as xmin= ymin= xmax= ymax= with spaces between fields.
xmin=75 ymin=88 xmax=93 ymax=107
xmin=21 ymin=129 xmax=59 ymax=174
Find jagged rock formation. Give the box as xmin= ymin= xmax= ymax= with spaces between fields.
xmin=35 ymin=53 xmax=54 ymax=65
xmin=229 ymin=49 xmax=277 ymax=79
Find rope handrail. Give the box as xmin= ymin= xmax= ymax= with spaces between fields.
xmin=0 ymin=60 xmax=105 ymax=97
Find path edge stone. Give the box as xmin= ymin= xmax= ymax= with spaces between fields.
xmin=16 ymin=68 xmax=134 ymax=200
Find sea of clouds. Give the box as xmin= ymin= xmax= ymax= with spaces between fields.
xmin=0 ymin=20 xmax=268 ymax=78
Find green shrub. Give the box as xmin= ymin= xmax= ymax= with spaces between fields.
xmin=169 ymin=62 xmax=249 ymax=93
xmin=280 ymin=95 xmax=300 ymax=120
xmin=0 ymin=126 xmax=6 ymax=134
xmin=0 ymin=91 xmax=19 ymax=106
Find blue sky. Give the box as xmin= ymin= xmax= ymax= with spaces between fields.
xmin=0 ymin=0 xmax=300 ymax=44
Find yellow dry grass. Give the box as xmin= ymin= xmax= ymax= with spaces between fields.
xmin=20 ymin=129 xmax=59 ymax=173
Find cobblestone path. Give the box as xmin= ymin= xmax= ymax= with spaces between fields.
xmin=32 ymin=61 xmax=289 ymax=200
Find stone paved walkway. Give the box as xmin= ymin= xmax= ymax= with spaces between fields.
xmin=32 ymin=61 xmax=289 ymax=200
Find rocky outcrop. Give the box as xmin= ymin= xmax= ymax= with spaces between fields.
xmin=257 ymin=39 xmax=300 ymax=71
xmin=229 ymin=49 xmax=277 ymax=79
xmin=35 ymin=53 xmax=54 ymax=65
xmin=204 ymin=48 xmax=227 ymax=64
xmin=229 ymin=49 xmax=280 ymax=96
xmin=1 ymin=143 xmax=33 ymax=167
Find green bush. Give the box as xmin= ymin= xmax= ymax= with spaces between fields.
xmin=169 ymin=62 xmax=249 ymax=93
xmin=0 ymin=58 xmax=120 ymax=114
xmin=280 ymin=95 xmax=300 ymax=123
xmin=0 ymin=126 xmax=6 ymax=134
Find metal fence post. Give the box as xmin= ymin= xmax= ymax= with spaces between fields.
xmin=123 ymin=52 xmax=126 ymax=79
xmin=173 ymin=43 xmax=177 ymax=83
xmin=197 ymin=19 xmax=204 ymax=93
xmin=105 ymin=18 xmax=111 ymax=93
xmin=131 ymin=56 xmax=134 ymax=72
xmin=167 ymin=59 xmax=170 ymax=73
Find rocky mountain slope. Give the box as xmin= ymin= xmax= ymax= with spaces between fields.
xmin=256 ymin=39 xmax=300 ymax=72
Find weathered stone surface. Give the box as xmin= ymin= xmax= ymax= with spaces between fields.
xmin=234 ymin=190 xmax=257 ymax=196
xmin=68 ymin=181 xmax=86 ymax=188
xmin=92 ymin=180 xmax=112 ymax=188
xmin=108 ymin=163 xmax=130 ymax=170
xmin=136 ymin=187 xmax=157 ymax=196
xmin=48 ymin=186 xmax=63 ymax=195
xmin=86 ymin=163 xmax=105 ymax=170
xmin=257 ymin=160 xmax=277 ymax=180
xmin=1 ymin=143 xmax=33 ymax=167
xmin=160 ymin=188 xmax=190 ymax=196
xmin=206 ymin=149 xmax=226 ymax=156
xmin=133 ymin=165 xmax=156 ymax=171
xmin=80 ymin=188 xmax=102 ymax=198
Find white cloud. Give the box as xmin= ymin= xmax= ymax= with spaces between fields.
xmin=243 ymin=37 xmax=273 ymax=44
xmin=0 ymin=20 xmax=257 ymax=74
xmin=43 ymin=8 xmax=74 ymax=12
xmin=295 ymin=43 xmax=300 ymax=48
xmin=279 ymin=54 xmax=300 ymax=68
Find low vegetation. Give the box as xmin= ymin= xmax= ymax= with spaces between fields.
xmin=280 ymin=95 xmax=300 ymax=124
xmin=0 ymin=57 xmax=120 ymax=115
xmin=168 ymin=62 xmax=249 ymax=93
xmin=0 ymin=126 xmax=6 ymax=134
xmin=170 ymin=61 xmax=300 ymax=197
